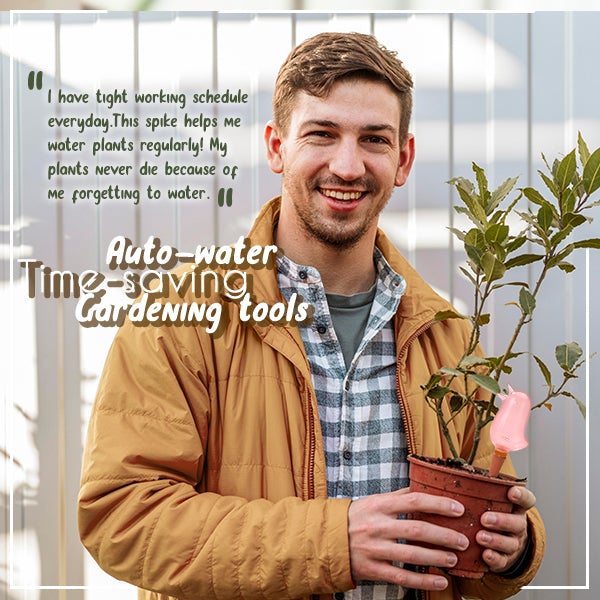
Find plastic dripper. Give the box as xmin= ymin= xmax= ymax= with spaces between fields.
xmin=489 ymin=386 xmax=532 ymax=477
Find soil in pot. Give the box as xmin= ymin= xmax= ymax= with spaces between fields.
xmin=407 ymin=454 xmax=526 ymax=579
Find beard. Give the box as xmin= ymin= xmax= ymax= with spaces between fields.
xmin=282 ymin=173 xmax=394 ymax=250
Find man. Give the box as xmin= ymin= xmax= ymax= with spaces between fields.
xmin=78 ymin=32 xmax=545 ymax=600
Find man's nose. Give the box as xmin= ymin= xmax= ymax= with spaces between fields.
xmin=328 ymin=138 xmax=366 ymax=181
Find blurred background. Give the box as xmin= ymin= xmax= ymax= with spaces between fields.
xmin=1 ymin=5 xmax=599 ymax=600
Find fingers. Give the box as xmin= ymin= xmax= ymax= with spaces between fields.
xmin=507 ymin=486 xmax=537 ymax=511
xmin=376 ymin=488 xmax=466 ymax=519
xmin=478 ymin=485 xmax=535 ymax=538
xmin=477 ymin=488 xmax=533 ymax=573
xmin=481 ymin=510 xmax=524 ymax=536
xmin=477 ymin=525 xmax=521 ymax=555
xmin=481 ymin=546 xmax=517 ymax=573
xmin=349 ymin=491 xmax=469 ymax=551
xmin=348 ymin=490 xmax=471 ymax=589
xmin=353 ymin=558 xmax=451 ymax=592
xmin=477 ymin=518 xmax=526 ymax=573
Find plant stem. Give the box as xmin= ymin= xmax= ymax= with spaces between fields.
xmin=492 ymin=260 xmax=550 ymax=382
xmin=437 ymin=399 xmax=461 ymax=459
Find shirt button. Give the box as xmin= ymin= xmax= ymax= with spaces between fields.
xmin=317 ymin=325 xmax=327 ymax=334
xmin=299 ymin=270 xmax=308 ymax=280
xmin=343 ymin=450 xmax=352 ymax=461
xmin=335 ymin=593 xmax=345 ymax=600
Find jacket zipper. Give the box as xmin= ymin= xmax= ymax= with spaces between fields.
xmin=271 ymin=325 xmax=317 ymax=502
xmin=306 ymin=388 xmax=316 ymax=500
xmin=396 ymin=319 xmax=435 ymax=455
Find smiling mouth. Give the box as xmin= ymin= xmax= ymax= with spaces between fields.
xmin=319 ymin=188 xmax=365 ymax=201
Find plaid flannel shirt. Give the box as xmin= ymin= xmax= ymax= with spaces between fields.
xmin=277 ymin=248 xmax=411 ymax=600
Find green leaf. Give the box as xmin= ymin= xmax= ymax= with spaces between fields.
xmin=557 ymin=261 xmax=576 ymax=273
xmin=422 ymin=373 xmax=444 ymax=390
xmin=439 ymin=367 xmax=464 ymax=378
xmin=450 ymin=394 xmax=465 ymax=413
xmin=552 ymin=158 xmax=560 ymax=178
xmin=465 ymin=228 xmax=487 ymax=249
xmin=519 ymin=287 xmax=536 ymax=315
xmin=562 ymin=213 xmax=587 ymax=229
xmin=578 ymin=132 xmax=591 ymax=167
xmin=459 ymin=266 xmax=478 ymax=285
xmin=468 ymin=373 xmax=502 ymax=395
xmin=448 ymin=227 xmax=466 ymax=242
xmin=427 ymin=385 xmax=453 ymax=400
xmin=473 ymin=162 xmax=490 ymax=205
xmin=582 ymin=147 xmax=600 ymax=195
xmin=537 ymin=204 xmax=554 ymax=232
xmin=584 ymin=198 xmax=600 ymax=209
xmin=555 ymin=149 xmax=577 ymax=192
xmin=533 ymin=354 xmax=553 ymax=388
xmin=541 ymin=152 xmax=552 ymax=172
xmin=473 ymin=313 xmax=491 ymax=326
xmin=550 ymin=226 xmax=574 ymax=247
xmin=504 ymin=253 xmax=544 ymax=270
xmin=450 ymin=178 xmax=488 ymax=225
xmin=459 ymin=356 xmax=491 ymax=368
xmin=488 ymin=176 xmax=519 ymax=214
xmin=465 ymin=244 xmax=485 ymax=268
xmin=491 ymin=280 xmax=530 ymax=291
xmin=453 ymin=205 xmax=485 ymax=230
xmin=522 ymin=186 xmax=547 ymax=207
xmin=481 ymin=252 xmax=506 ymax=282
xmin=515 ymin=211 xmax=551 ymax=244
xmin=489 ymin=210 xmax=504 ymax=225
xmin=574 ymin=396 xmax=587 ymax=418
xmin=561 ymin=187 xmax=577 ymax=215
xmin=539 ymin=171 xmax=559 ymax=199
xmin=549 ymin=240 xmax=600 ymax=269
xmin=548 ymin=245 xmax=575 ymax=268
xmin=571 ymin=238 xmax=600 ymax=250
xmin=505 ymin=236 xmax=528 ymax=254
xmin=434 ymin=309 xmax=466 ymax=321
xmin=485 ymin=223 xmax=510 ymax=245
xmin=486 ymin=352 xmax=523 ymax=372
xmin=561 ymin=391 xmax=587 ymax=418
xmin=555 ymin=342 xmax=583 ymax=371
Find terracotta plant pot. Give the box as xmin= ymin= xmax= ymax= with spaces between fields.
xmin=407 ymin=454 xmax=525 ymax=579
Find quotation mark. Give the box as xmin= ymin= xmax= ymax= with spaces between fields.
xmin=27 ymin=70 xmax=43 ymax=90
xmin=217 ymin=188 xmax=233 ymax=207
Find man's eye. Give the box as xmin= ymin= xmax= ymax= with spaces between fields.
xmin=365 ymin=136 xmax=387 ymax=144
xmin=308 ymin=130 xmax=332 ymax=138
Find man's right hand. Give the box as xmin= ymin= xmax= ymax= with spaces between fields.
xmin=347 ymin=488 xmax=469 ymax=591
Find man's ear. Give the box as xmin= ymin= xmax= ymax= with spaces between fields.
xmin=394 ymin=133 xmax=415 ymax=187
xmin=264 ymin=120 xmax=284 ymax=174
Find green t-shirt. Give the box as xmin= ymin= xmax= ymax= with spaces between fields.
xmin=325 ymin=283 xmax=377 ymax=370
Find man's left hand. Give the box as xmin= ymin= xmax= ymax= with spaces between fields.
xmin=476 ymin=486 xmax=536 ymax=573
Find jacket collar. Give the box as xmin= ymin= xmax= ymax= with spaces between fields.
xmin=246 ymin=196 xmax=455 ymax=349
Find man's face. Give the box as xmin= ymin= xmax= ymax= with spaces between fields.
xmin=266 ymin=78 xmax=414 ymax=250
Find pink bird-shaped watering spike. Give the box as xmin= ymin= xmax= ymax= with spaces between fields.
xmin=489 ymin=386 xmax=532 ymax=477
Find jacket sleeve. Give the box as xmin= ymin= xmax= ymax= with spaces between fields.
xmin=78 ymin=318 xmax=354 ymax=600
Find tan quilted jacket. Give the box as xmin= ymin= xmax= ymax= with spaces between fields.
xmin=78 ymin=197 xmax=545 ymax=600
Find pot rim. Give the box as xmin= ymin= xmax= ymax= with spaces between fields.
xmin=408 ymin=453 xmax=526 ymax=486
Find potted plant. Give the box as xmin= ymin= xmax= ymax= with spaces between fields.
xmin=409 ymin=132 xmax=600 ymax=578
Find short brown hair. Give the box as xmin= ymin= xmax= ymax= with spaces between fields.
xmin=273 ymin=31 xmax=413 ymax=143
